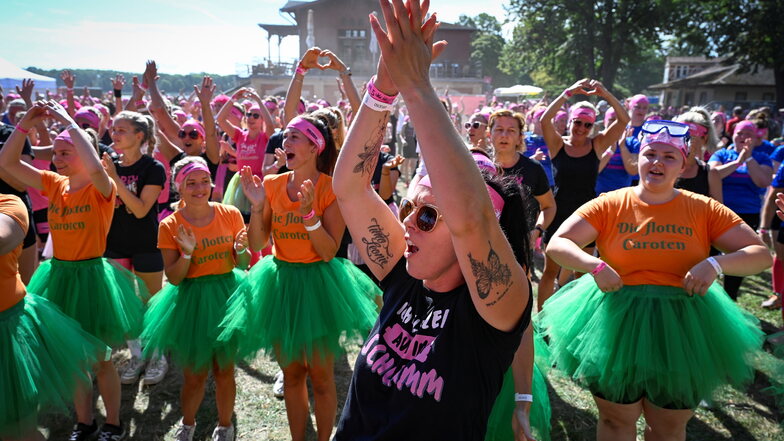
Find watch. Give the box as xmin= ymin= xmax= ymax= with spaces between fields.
xmin=340 ymin=67 xmax=352 ymax=77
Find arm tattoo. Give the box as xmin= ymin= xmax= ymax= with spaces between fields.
xmin=468 ymin=242 xmax=512 ymax=306
xmin=362 ymin=217 xmax=392 ymax=268
xmin=353 ymin=114 xmax=389 ymax=176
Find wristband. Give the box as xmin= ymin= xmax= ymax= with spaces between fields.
xmin=706 ymin=256 xmax=723 ymax=278
xmin=304 ymin=220 xmax=322 ymax=232
xmin=367 ymin=76 xmax=398 ymax=105
xmin=590 ymin=261 xmax=607 ymax=276
xmin=362 ymin=92 xmax=395 ymax=113
xmin=302 ymin=209 xmax=316 ymax=220
xmin=514 ymin=393 xmax=533 ymax=403
xmin=340 ymin=68 xmax=352 ymax=77
xmin=113 ymin=89 xmax=122 ymax=98
xmin=15 ymin=124 xmax=30 ymax=135
xmin=235 ymin=246 xmax=248 ymax=255
xmin=65 ymin=123 xmax=79 ymax=132
xmin=182 ymin=253 xmax=192 ymax=260
xmin=759 ymin=228 xmax=770 ymax=234
xmin=295 ymin=65 xmax=309 ymax=76
xmin=564 ymin=89 xmax=573 ymax=98
xmin=135 ymin=100 xmax=146 ymax=107
xmin=66 ymin=88 xmax=74 ymax=92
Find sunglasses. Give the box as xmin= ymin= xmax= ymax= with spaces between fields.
xmin=398 ymin=198 xmax=442 ymax=232
xmin=465 ymin=121 xmax=485 ymax=130
xmin=80 ymin=123 xmax=93 ymax=130
xmin=571 ymin=120 xmax=593 ymax=129
xmin=178 ymin=130 xmax=201 ymax=140
xmin=641 ymin=120 xmax=690 ymax=137
xmin=246 ymin=112 xmax=261 ymax=119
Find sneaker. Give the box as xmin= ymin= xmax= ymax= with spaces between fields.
xmin=142 ymin=356 xmax=168 ymax=385
xmin=211 ymin=425 xmax=235 ymax=441
xmin=761 ymin=294 xmax=781 ymax=310
xmin=121 ymin=356 xmax=145 ymax=384
xmin=97 ymin=422 xmax=126 ymax=441
xmin=174 ymin=421 xmax=196 ymax=441
xmin=272 ymin=371 xmax=284 ymax=398
xmin=69 ymin=420 xmax=99 ymax=441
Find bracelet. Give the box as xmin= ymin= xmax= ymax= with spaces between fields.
xmin=295 ymin=65 xmax=308 ymax=76
xmin=759 ymin=228 xmax=770 ymax=234
xmin=302 ymin=209 xmax=316 ymax=220
xmin=590 ymin=261 xmax=607 ymax=276
xmin=66 ymin=88 xmax=74 ymax=92
xmin=706 ymin=256 xmax=723 ymax=278
xmin=113 ymin=89 xmax=122 ymax=98
xmin=15 ymin=124 xmax=30 ymax=134
xmin=135 ymin=100 xmax=146 ymax=107
xmin=65 ymin=122 xmax=79 ymax=132
xmin=514 ymin=393 xmax=533 ymax=403
xmin=367 ymin=76 xmax=398 ymax=105
xmin=340 ymin=68 xmax=352 ymax=77
xmin=304 ymin=220 xmax=322 ymax=232
xmin=564 ymin=89 xmax=573 ymax=98
xmin=362 ymin=92 xmax=395 ymax=113
xmin=182 ymin=253 xmax=192 ymax=260
xmin=235 ymin=246 xmax=248 ymax=255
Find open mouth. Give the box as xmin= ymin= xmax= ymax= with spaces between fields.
xmin=286 ymin=152 xmax=296 ymax=160
xmin=404 ymin=237 xmax=419 ymax=256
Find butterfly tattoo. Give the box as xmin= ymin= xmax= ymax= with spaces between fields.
xmin=468 ymin=244 xmax=512 ymax=300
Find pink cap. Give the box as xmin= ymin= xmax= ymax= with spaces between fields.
xmin=59 ymin=99 xmax=82 ymax=110
xmin=230 ymin=106 xmax=245 ymax=120
xmin=248 ymin=103 xmax=262 ymax=113
xmin=74 ymin=108 xmax=100 ymax=130
xmin=734 ymin=120 xmax=757 ymax=135
xmin=554 ymin=111 xmax=568 ymax=122
xmin=181 ymin=120 xmax=205 ymax=138
xmin=629 ymin=94 xmax=649 ymax=107
xmin=604 ymin=108 xmax=617 ymax=127
xmin=287 ymin=116 xmax=325 ymax=153
xmin=532 ymin=108 xmax=546 ymax=122
xmin=472 ymin=152 xmax=497 ymax=175
xmin=211 ymin=94 xmax=230 ymax=108
xmin=264 ymin=100 xmax=278 ymax=111
xmin=570 ymin=107 xmax=597 ymax=123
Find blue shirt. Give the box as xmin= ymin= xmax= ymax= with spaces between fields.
xmin=709 ymin=147 xmax=772 ymax=214
xmin=523 ymin=133 xmax=554 ymax=187
xmin=772 ymin=163 xmax=784 ymax=188
xmin=624 ymin=126 xmax=643 ymax=181
xmin=771 ymin=145 xmax=784 ymax=164
xmin=596 ymin=142 xmax=638 ymax=194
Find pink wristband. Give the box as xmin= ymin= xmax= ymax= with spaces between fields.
xmin=15 ymin=124 xmax=30 ymax=134
xmin=564 ymin=89 xmax=573 ymax=98
xmin=135 ymin=100 xmax=146 ymax=107
xmin=590 ymin=261 xmax=607 ymax=276
xmin=367 ymin=76 xmax=398 ymax=105
xmin=295 ymin=65 xmax=308 ymax=76
xmin=302 ymin=209 xmax=316 ymax=220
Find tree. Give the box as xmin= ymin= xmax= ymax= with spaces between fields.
xmin=501 ymin=0 xmax=681 ymax=93
xmin=458 ymin=14 xmax=510 ymax=87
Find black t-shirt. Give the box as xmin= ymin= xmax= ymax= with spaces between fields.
xmin=502 ymin=153 xmax=550 ymax=228
xmin=371 ymin=151 xmax=399 ymax=205
xmin=335 ymin=258 xmax=531 ymax=441
xmin=106 ymin=155 xmax=166 ymax=254
xmin=264 ymin=130 xmax=289 ymax=174
xmin=0 ymin=123 xmax=32 ymax=198
xmin=675 ymin=160 xmax=710 ymax=197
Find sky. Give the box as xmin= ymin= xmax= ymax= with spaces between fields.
xmin=3 ymin=0 xmax=510 ymax=76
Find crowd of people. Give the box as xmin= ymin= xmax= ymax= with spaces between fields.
xmin=1 ymin=1 xmax=784 ymax=440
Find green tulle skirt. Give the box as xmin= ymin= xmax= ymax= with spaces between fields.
xmin=218 ymin=256 xmax=379 ymax=366
xmin=222 ymin=173 xmax=252 ymax=216
xmin=27 ymin=257 xmax=147 ymax=348
xmin=485 ymin=330 xmax=552 ymax=441
xmin=141 ymin=269 xmax=245 ymax=372
xmin=0 ymin=294 xmax=109 ymax=439
xmin=536 ymin=276 xmax=765 ymax=409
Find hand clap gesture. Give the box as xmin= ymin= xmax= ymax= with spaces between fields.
xmin=175 ymin=224 xmax=197 ymax=255
xmin=240 ymin=166 xmax=266 ymax=209
xmin=298 ymin=179 xmax=316 ymax=215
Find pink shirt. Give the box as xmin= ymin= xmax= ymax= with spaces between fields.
xmin=232 ymin=129 xmax=268 ymax=177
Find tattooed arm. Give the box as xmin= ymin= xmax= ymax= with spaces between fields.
xmin=333 ymin=81 xmax=405 ymax=281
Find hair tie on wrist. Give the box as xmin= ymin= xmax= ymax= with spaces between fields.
xmin=295 ymin=65 xmax=309 ymax=76
xmin=302 ymin=209 xmax=316 ymax=220
xmin=15 ymin=124 xmax=30 ymax=135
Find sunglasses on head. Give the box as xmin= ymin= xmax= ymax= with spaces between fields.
xmin=571 ymin=120 xmax=593 ymax=129
xmin=178 ymin=130 xmax=200 ymax=140
xmin=398 ymin=198 xmax=442 ymax=232
xmin=246 ymin=112 xmax=261 ymax=119
xmin=465 ymin=121 xmax=485 ymax=130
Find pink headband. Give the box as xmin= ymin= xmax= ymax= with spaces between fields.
xmin=181 ymin=120 xmax=205 ymax=138
xmin=532 ymin=108 xmax=546 ymax=122
xmin=570 ymin=107 xmax=597 ymax=123
xmin=629 ymin=94 xmax=649 ymax=107
xmin=734 ymin=120 xmax=757 ymax=135
xmin=287 ymin=116 xmax=326 ymax=153
xmin=472 ymin=152 xmax=497 ymax=175
xmin=74 ymin=108 xmax=100 ymax=130
xmin=248 ymin=104 xmax=262 ymax=113
xmin=686 ymin=122 xmax=708 ymax=137
xmin=174 ymin=162 xmax=211 ymax=188
xmin=264 ymin=101 xmax=277 ymax=111
xmin=211 ymin=94 xmax=230 ymax=107
xmin=55 ymin=130 xmax=73 ymax=145
xmin=640 ymin=130 xmax=688 ymax=159
xmin=604 ymin=108 xmax=617 ymax=127
xmin=756 ymin=128 xmax=768 ymax=138
xmin=418 ymin=175 xmax=505 ymax=219
xmin=554 ymin=111 xmax=567 ymax=122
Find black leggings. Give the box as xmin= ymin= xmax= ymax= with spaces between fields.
xmin=724 ymin=212 xmax=759 ymax=300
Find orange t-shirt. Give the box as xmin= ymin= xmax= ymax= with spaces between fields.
xmin=263 ymin=172 xmax=337 ymax=263
xmin=41 ymin=170 xmax=116 ymax=261
xmin=575 ymin=187 xmax=742 ymax=287
xmin=158 ymin=203 xmax=245 ymax=279
xmin=0 ymin=195 xmax=28 ymax=312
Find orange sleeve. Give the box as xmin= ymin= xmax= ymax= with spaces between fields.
xmin=0 ymin=195 xmax=28 ymax=234
xmin=574 ymin=192 xmax=611 ymax=233
xmin=262 ymin=174 xmax=280 ymax=206
xmin=40 ymin=170 xmax=63 ymax=199
xmin=157 ymin=216 xmax=179 ymax=251
xmin=707 ymin=198 xmax=744 ymax=242
xmin=317 ymin=177 xmax=337 ymax=215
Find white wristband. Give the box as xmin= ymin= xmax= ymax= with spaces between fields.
xmin=235 ymin=246 xmax=248 ymax=255
xmin=362 ymin=92 xmax=395 ymax=113
xmin=182 ymin=253 xmax=192 ymax=260
xmin=706 ymin=256 xmax=723 ymax=278
xmin=304 ymin=220 xmax=322 ymax=232
xmin=514 ymin=393 xmax=533 ymax=403
xmin=66 ymin=122 xmax=79 ymax=132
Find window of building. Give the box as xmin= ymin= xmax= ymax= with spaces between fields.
xmin=763 ymin=92 xmax=774 ymax=101
xmin=338 ymin=28 xmax=369 ymax=69
xmin=684 ymin=92 xmax=694 ymax=106
xmin=698 ymin=91 xmax=707 ymax=104
xmin=735 ymin=91 xmax=748 ymax=102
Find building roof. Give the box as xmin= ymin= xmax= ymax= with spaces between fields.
xmin=650 ymin=63 xmax=774 ymax=90
xmin=281 ymin=0 xmax=324 ymax=12
xmin=258 ymin=23 xmax=299 ymax=36
xmin=666 ymin=56 xmax=726 ymax=64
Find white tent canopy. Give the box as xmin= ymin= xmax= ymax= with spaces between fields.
xmin=0 ymin=57 xmax=57 ymax=92
xmin=493 ymin=85 xmax=543 ymax=97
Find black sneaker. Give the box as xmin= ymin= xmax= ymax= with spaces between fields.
xmin=97 ymin=422 xmax=127 ymax=441
xmin=68 ymin=420 xmax=99 ymax=441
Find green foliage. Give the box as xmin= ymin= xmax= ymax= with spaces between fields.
xmin=458 ymin=14 xmax=511 ymax=87
xmin=23 ymin=67 xmax=239 ymax=96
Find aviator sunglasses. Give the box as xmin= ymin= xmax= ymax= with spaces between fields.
xmin=178 ymin=129 xmax=201 ymax=140
xmin=398 ymin=198 xmax=443 ymax=232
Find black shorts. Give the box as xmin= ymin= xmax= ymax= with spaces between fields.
xmin=590 ymin=386 xmax=692 ymax=410
xmin=32 ymin=208 xmax=48 ymax=242
xmin=104 ymin=249 xmax=164 ymax=273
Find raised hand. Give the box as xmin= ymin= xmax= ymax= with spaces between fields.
xmin=175 ymin=224 xmax=197 ymax=255
xmin=130 ymin=76 xmax=144 ymax=100
xmin=60 ymin=70 xmax=75 ymax=89
xmin=320 ymin=49 xmax=347 ymax=72
xmin=299 ymin=47 xmax=326 ymax=70
xmin=273 ymin=148 xmax=286 ymax=168
xmin=383 ymin=154 xmax=405 ymax=170
xmin=143 ymin=60 xmax=159 ymax=88
xmin=16 ymin=102 xmax=49 ymax=130
xmin=111 ymin=74 xmax=125 ymax=91
xmin=101 ymin=152 xmax=119 ymax=179
xmin=565 ymin=79 xmax=594 ymax=97
xmin=239 ymin=166 xmax=266 ymax=208
xmin=194 ymin=76 xmax=216 ymax=103
xmin=297 ymin=179 xmax=316 ymax=215
xmin=42 ymin=99 xmax=76 ymax=125
xmin=15 ymin=79 xmax=35 ymax=105
xmin=234 ymin=228 xmax=249 ymax=253
xmin=532 ymin=148 xmax=546 ymax=161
